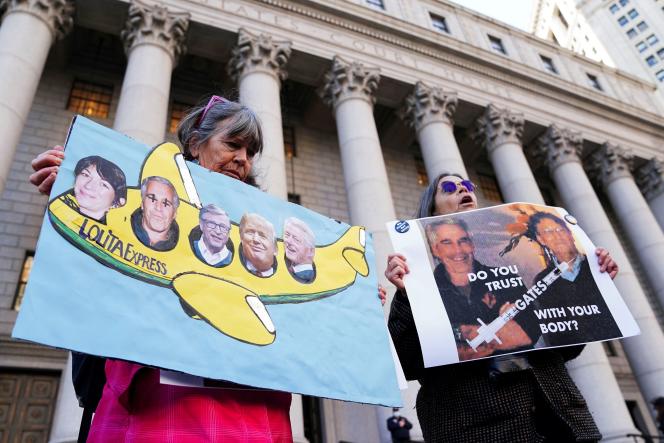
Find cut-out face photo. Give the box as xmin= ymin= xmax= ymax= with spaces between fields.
xmin=192 ymin=204 xmax=233 ymax=267
xmin=131 ymin=176 xmax=180 ymax=251
xmin=73 ymin=156 xmax=126 ymax=222
xmin=283 ymin=217 xmax=316 ymax=283
xmin=239 ymin=213 xmax=277 ymax=277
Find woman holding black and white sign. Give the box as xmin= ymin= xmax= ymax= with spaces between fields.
xmin=386 ymin=173 xmax=618 ymax=442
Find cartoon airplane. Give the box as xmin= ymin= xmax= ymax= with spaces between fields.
xmin=48 ymin=143 xmax=369 ymax=346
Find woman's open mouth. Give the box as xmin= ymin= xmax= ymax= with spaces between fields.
xmin=459 ymin=196 xmax=474 ymax=205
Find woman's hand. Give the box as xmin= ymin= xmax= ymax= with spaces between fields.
xmin=596 ymin=247 xmax=618 ymax=280
xmin=30 ymin=146 xmax=65 ymax=195
xmin=378 ymin=284 xmax=387 ymax=306
xmin=385 ymin=253 xmax=409 ymax=292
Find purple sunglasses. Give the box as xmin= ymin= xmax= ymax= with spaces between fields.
xmin=195 ymin=95 xmax=228 ymax=127
xmin=440 ymin=179 xmax=476 ymax=193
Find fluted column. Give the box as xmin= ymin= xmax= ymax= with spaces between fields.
xmin=473 ymin=104 xmax=543 ymax=203
xmin=0 ymin=0 xmax=74 ymax=196
xmin=470 ymin=112 xmax=637 ymax=440
xmin=587 ymin=143 xmax=664 ymax=312
xmin=114 ymin=0 xmax=189 ymax=144
xmin=401 ymin=81 xmax=466 ymax=179
xmin=228 ymin=29 xmax=291 ymax=199
xmin=536 ymin=126 xmax=664 ymax=418
xmin=320 ymin=56 xmax=401 ymax=443
xmin=636 ymin=158 xmax=664 ymax=230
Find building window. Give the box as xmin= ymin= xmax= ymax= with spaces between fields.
xmin=556 ymin=8 xmax=569 ymax=28
xmin=283 ymin=125 xmax=296 ymax=158
xmin=540 ymin=55 xmax=559 ymax=74
xmin=627 ymin=28 xmax=637 ymax=39
xmin=587 ymin=73 xmax=603 ymax=91
xmin=430 ymin=13 xmax=450 ymax=34
xmin=168 ymin=102 xmax=190 ymax=133
xmin=287 ymin=193 xmax=301 ymax=205
xmin=636 ymin=41 xmax=647 ymax=52
xmin=365 ymin=0 xmax=385 ymax=9
xmin=66 ymin=80 xmax=113 ymax=118
xmin=13 ymin=251 xmax=34 ymax=311
xmin=627 ymin=8 xmax=638 ymax=18
xmin=658 ymin=48 xmax=664 ymax=59
xmin=488 ymin=35 xmax=507 ymax=55
xmin=646 ymin=55 xmax=658 ymax=66
xmin=646 ymin=34 xmax=659 ymax=45
xmin=619 ymin=0 xmax=628 ymax=5
xmin=414 ymin=152 xmax=428 ymax=186
xmin=636 ymin=21 xmax=648 ymax=31
xmin=656 ymin=69 xmax=664 ymax=81
xmin=476 ymin=174 xmax=503 ymax=204
xmin=610 ymin=4 xmax=619 ymax=13
xmin=617 ymin=15 xmax=628 ymax=26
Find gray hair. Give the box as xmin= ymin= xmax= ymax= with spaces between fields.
xmin=140 ymin=176 xmax=180 ymax=208
xmin=239 ymin=213 xmax=277 ymax=248
xmin=177 ymin=96 xmax=263 ymax=187
xmin=199 ymin=203 xmax=229 ymax=221
xmin=425 ymin=217 xmax=470 ymax=245
xmin=284 ymin=217 xmax=315 ymax=248
xmin=416 ymin=172 xmax=464 ymax=219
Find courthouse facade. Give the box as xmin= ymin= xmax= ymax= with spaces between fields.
xmin=2 ymin=0 xmax=664 ymax=441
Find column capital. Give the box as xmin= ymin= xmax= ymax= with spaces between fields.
xmin=473 ymin=103 xmax=524 ymax=153
xmin=227 ymin=28 xmax=292 ymax=83
xmin=399 ymin=81 xmax=457 ymax=131
xmin=320 ymin=56 xmax=380 ymax=108
xmin=534 ymin=124 xmax=583 ymax=172
xmin=0 ymin=0 xmax=74 ymax=40
xmin=636 ymin=157 xmax=664 ymax=200
xmin=120 ymin=0 xmax=189 ymax=65
xmin=586 ymin=142 xmax=633 ymax=187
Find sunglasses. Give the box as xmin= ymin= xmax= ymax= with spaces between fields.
xmin=440 ymin=180 xmax=476 ymax=193
xmin=195 ymin=95 xmax=228 ymax=128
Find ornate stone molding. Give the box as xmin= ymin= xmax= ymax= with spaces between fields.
xmin=399 ymin=81 xmax=457 ymax=132
xmin=320 ymin=56 xmax=380 ymax=108
xmin=586 ymin=142 xmax=633 ymax=187
xmin=636 ymin=157 xmax=664 ymax=200
xmin=473 ymin=103 xmax=524 ymax=153
xmin=533 ymin=124 xmax=584 ymax=172
xmin=227 ymin=28 xmax=292 ymax=83
xmin=120 ymin=0 xmax=189 ymax=65
xmin=0 ymin=0 xmax=74 ymax=40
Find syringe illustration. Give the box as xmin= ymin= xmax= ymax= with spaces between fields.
xmin=466 ymin=262 xmax=569 ymax=351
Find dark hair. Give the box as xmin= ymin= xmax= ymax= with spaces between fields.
xmin=74 ymin=156 xmax=127 ymax=205
xmin=415 ymin=172 xmax=464 ymax=218
xmin=526 ymin=212 xmax=570 ymax=240
xmin=177 ymin=96 xmax=263 ymax=187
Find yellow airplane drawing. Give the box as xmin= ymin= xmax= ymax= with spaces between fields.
xmin=47 ymin=143 xmax=369 ymax=346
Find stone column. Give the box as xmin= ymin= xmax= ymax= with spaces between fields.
xmin=587 ymin=143 xmax=664 ymax=312
xmin=320 ymin=56 xmax=401 ymax=443
xmin=48 ymin=355 xmax=80 ymax=443
xmin=228 ymin=29 xmax=292 ymax=199
xmin=636 ymin=157 xmax=664 ymax=231
xmin=0 ymin=0 xmax=74 ymax=196
xmin=400 ymin=81 xmax=466 ymax=179
xmin=473 ymin=104 xmax=544 ymax=203
xmin=536 ymin=125 xmax=664 ymax=414
xmin=469 ymin=111 xmax=637 ymax=439
xmin=115 ymin=0 xmax=189 ymax=145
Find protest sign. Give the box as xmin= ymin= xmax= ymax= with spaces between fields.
xmin=387 ymin=203 xmax=640 ymax=368
xmin=13 ymin=116 xmax=402 ymax=406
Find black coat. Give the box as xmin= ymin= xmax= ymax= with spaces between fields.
xmin=388 ymin=290 xmax=601 ymax=442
